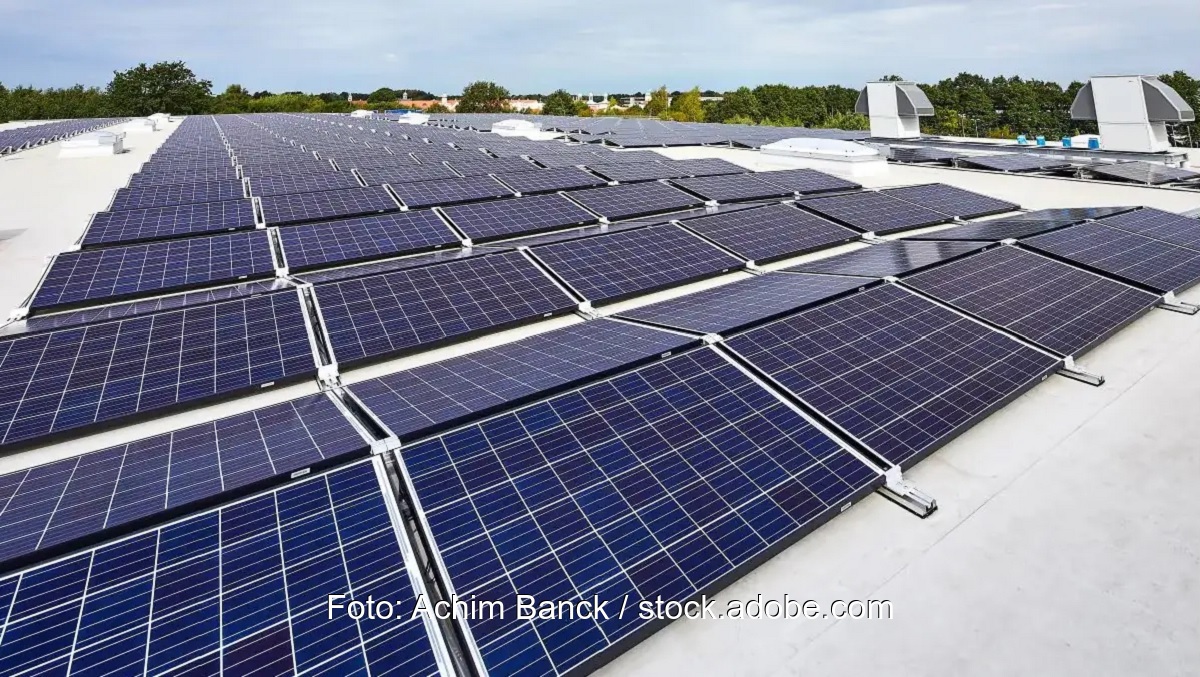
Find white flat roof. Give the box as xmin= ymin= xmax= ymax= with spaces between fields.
xmin=2 ymin=122 xmax=1200 ymax=676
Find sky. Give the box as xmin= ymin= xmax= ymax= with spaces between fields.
xmin=1 ymin=0 xmax=1198 ymax=94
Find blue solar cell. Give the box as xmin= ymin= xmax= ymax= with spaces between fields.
xmin=108 ymin=180 xmax=246 ymax=211
xmin=128 ymin=167 xmax=239 ymax=187
xmin=389 ymin=175 xmax=515 ymax=209
xmin=903 ymin=246 xmax=1158 ymax=355
xmin=956 ymin=154 xmax=1073 ymax=172
xmin=1093 ymin=207 xmax=1200 ymax=249
xmin=248 ymin=172 xmax=362 ymax=197
xmin=725 ymin=284 xmax=1060 ymax=467
xmin=348 ymin=319 xmax=695 ymax=442
xmin=753 ymin=169 xmax=861 ymax=195
xmin=82 ymin=200 xmax=257 ymax=247
xmin=530 ymin=224 xmax=743 ymax=303
xmin=620 ymin=272 xmax=872 ymax=335
xmin=32 ymin=230 xmax=276 ymax=311
xmin=670 ymin=173 xmax=792 ymax=202
xmin=0 ymin=290 xmax=316 ymax=449
xmin=880 ymin=183 xmax=1018 ymax=219
xmin=441 ymin=193 xmax=599 ymax=242
xmin=0 ymin=392 xmax=368 ymax=570
xmin=314 ymin=251 xmax=577 ymax=364
xmin=260 ymin=186 xmax=400 ymax=226
xmin=446 ymin=156 xmax=541 ymax=176
xmin=1023 ymin=222 xmax=1200 ymax=294
xmin=0 ymin=460 xmax=450 ymax=677
xmin=785 ymin=240 xmax=989 ymax=278
xmin=680 ymin=203 xmax=860 ymax=262
xmin=798 ymin=191 xmax=953 ymax=234
xmin=278 ymin=211 xmax=459 ymax=271
xmin=494 ymin=166 xmax=609 ymax=195
xmin=356 ymin=164 xmax=461 ymax=185
xmin=398 ymin=347 xmax=881 ymax=676
xmin=565 ymin=182 xmax=705 ymax=220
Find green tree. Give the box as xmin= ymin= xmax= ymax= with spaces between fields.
xmin=644 ymin=86 xmax=669 ymax=117
xmin=669 ymin=87 xmax=705 ymax=122
xmin=212 ymin=84 xmax=251 ymax=113
xmin=712 ymin=87 xmax=761 ymax=123
xmin=819 ymin=111 xmax=869 ymax=130
xmin=456 ymin=81 xmax=511 ymax=113
xmin=541 ymin=89 xmax=576 ymax=116
xmin=426 ymin=102 xmax=450 ymax=114
xmin=106 ymin=61 xmax=212 ymax=115
xmin=367 ymin=87 xmax=398 ymax=104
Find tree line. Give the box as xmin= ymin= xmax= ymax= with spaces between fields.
xmin=2 ymin=61 xmax=1196 ymax=141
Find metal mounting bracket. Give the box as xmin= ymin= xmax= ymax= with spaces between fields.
xmin=317 ymin=363 xmax=341 ymax=389
xmin=1057 ymin=356 xmax=1104 ymax=387
xmin=1157 ymin=291 xmax=1199 ymax=315
xmin=879 ymin=467 xmax=938 ymax=518
xmin=701 ymin=333 xmax=723 ymax=345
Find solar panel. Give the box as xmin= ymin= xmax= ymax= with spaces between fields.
xmin=0 ymin=459 xmax=451 ymax=677
xmin=1084 ymin=161 xmax=1200 ymax=185
xmin=1093 ymin=207 xmax=1200 ymax=249
xmin=108 ymin=180 xmax=246 ymax=212
xmin=753 ymin=168 xmax=862 ymax=195
xmin=247 ymin=171 xmax=362 ymax=197
xmin=4 ymin=281 xmax=290 ymax=337
xmin=397 ymin=346 xmax=881 ymax=677
xmin=278 ymin=211 xmax=460 ymax=271
xmin=531 ymin=224 xmax=743 ymax=303
xmin=389 ymin=175 xmax=515 ymax=209
xmin=1023 ymin=222 xmax=1200 ymax=294
xmin=889 ymin=147 xmax=963 ymax=163
xmin=356 ymin=164 xmax=462 ymax=186
xmin=957 ymin=154 xmax=1074 ymax=172
xmin=441 ymin=193 xmax=599 ymax=242
xmin=725 ymin=284 xmax=1060 ymax=467
xmin=238 ymin=160 xmax=336 ymax=178
xmin=31 ymin=230 xmax=276 ymax=311
xmin=314 ymin=250 xmax=577 ymax=364
xmin=82 ymin=200 xmax=257 ymax=247
xmin=785 ymin=240 xmax=990 ymax=278
xmin=295 ymin=248 xmax=491 ymax=285
xmin=494 ymin=166 xmax=608 ymax=195
xmin=259 ymin=186 xmax=399 ymax=226
xmin=347 ymin=154 xmax=425 ymax=171
xmin=798 ymin=191 xmax=953 ymax=234
xmin=446 ymin=156 xmax=540 ymax=176
xmin=0 ymin=290 xmax=316 ymax=449
xmin=906 ymin=206 xmax=1139 ymax=242
xmin=481 ymin=220 xmax=653 ymax=249
xmin=128 ymin=167 xmax=238 ymax=188
xmin=619 ymin=272 xmax=872 ymax=335
xmin=680 ymin=203 xmax=860 ymax=263
xmin=565 ymin=182 xmax=705 ymax=220
xmin=585 ymin=161 xmax=696 ymax=182
xmin=881 ymin=184 xmax=1018 ymax=219
xmin=0 ymin=392 xmax=369 ymax=570
xmin=348 ymin=319 xmax=695 ymax=442
xmin=669 ymin=173 xmax=791 ymax=202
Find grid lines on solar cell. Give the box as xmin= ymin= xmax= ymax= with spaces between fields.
xmin=1022 ymin=222 xmax=1200 ymax=293
xmin=389 ymin=175 xmax=514 ymax=209
xmin=399 ymin=347 xmax=879 ymax=676
xmin=726 ymin=284 xmax=1060 ymax=467
xmin=446 ymin=157 xmax=540 ymax=176
xmin=681 ymin=203 xmax=860 ymax=262
xmin=798 ymin=191 xmax=952 ymax=234
xmin=315 ymin=251 xmax=577 ymax=364
xmin=109 ymin=180 xmax=246 ymax=212
xmin=128 ymin=167 xmax=238 ymax=187
xmin=752 ymin=168 xmax=861 ymax=195
xmin=32 ymin=230 xmax=276 ymax=311
xmin=564 ymin=182 xmax=705 ymax=220
xmin=1093 ymin=207 xmax=1200 ymax=249
xmin=585 ymin=161 xmax=687 ymax=182
xmin=785 ymin=240 xmax=988 ymax=278
xmin=348 ymin=319 xmax=695 ymax=442
xmin=248 ymin=171 xmax=362 ymax=197
xmin=670 ymin=173 xmax=789 ymax=202
xmin=82 ymin=200 xmax=257 ymax=247
xmin=1084 ymin=161 xmax=1200 ymax=185
xmin=0 ymin=393 xmax=368 ymax=569
xmin=904 ymin=207 xmax=1137 ymax=243
xmin=259 ymin=186 xmax=399 ymax=226
xmin=278 ymin=211 xmax=459 ymax=271
xmin=880 ymin=184 xmax=1018 ymax=219
xmin=295 ymin=249 xmax=491 ymax=286
xmin=904 ymin=246 xmax=1158 ymax=355
xmin=483 ymin=221 xmax=651 ymax=249
xmin=441 ymin=193 xmax=599 ymax=242
xmin=956 ymin=154 xmax=1072 ymax=172
xmin=0 ymin=460 xmax=446 ymax=677
xmin=0 ymin=290 xmax=316 ymax=448
xmin=346 ymin=155 xmax=426 ymax=172
xmin=356 ymin=164 xmax=463 ymax=186
xmin=530 ymin=224 xmax=742 ymax=303
xmin=619 ymin=272 xmax=871 ymax=335
xmin=494 ymin=167 xmax=608 ymax=195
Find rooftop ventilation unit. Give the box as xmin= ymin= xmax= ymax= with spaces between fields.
xmin=855 ymin=81 xmax=934 ymax=139
xmin=58 ymin=131 xmax=124 ymax=158
xmin=1071 ymin=75 xmax=1195 ymax=152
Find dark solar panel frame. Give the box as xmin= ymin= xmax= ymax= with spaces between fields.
xmin=259 ymin=186 xmax=401 ymax=226
xmin=1022 ymin=222 xmax=1200 ymax=294
xmin=440 ymin=193 xmax=600 ymax=243
xmin=784 ymin=240 xmax=992 ymax=278
xmin=107 ymin=179 xmax=247 ymax=212
xmin=1092 ymin=207 xmax=1200 ymax=249
xmin=294 ymin=248 xmax=493 ymax=285
xmin=1083 ymin=161 xmax=1200 ymax=185
xmin=880 ymin=183 xmax=1019 ymax=219
xmin=0 ymin=391 xmax=371 ymax=573
xmin=796 ymin=191 xmax=954 ymax=235
xmin=956 ymin=154 xmax=1075 ymax=172
xmin=563 ymin=182 xmax=706 ymax=220
xmin=81 ymin=199 xmax=259 ymax=247
xmin=493 ymin=167 xmax=609 ymax=195
xmin=355 ymin=164 xmax=463 ymax=186
xmin=445 ymin=156 xmax=542 ymax=177
xmin=247 ymin=171 xmax=363 ymax=197
xmin=277 ymin=210 xmax=461 ymax=271
xmin=677 ymin=203 xmax=861 ymax=263
xmin=669 ymin=173 xmax=793 ymax=203
xmin=752 ymin=169 xmax=862 ymax=195
xmin=389 ymin=175 xmax=516 ymax=210
xmin=902 ymin=246 xmax=1159 ymax=357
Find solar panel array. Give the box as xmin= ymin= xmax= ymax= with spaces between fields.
xmin=440 ymin=193 xmax=599 ymax=242
xmin=905 ymin=207 xmax=1138 ymax=242
xmin=1092 ymin=207 xmax=1200 ymax=249
xmin=1084 ymin=161 xmax=1200 ymax=186
xmin=398 ymin=347 xmax=882 ymax=676
xmin=1023 ymin=222 xmax=1200 ymax=294
xmin=889 ymin=146 xmax=964 ymax=163
xmin=493 ymin=166 xmax=609 ymax=194
xmin=620 ymin=272 xmax=872 ymax=335
xmin=109 ymin=180 xmax=246 ymax=212
xmin=798 ymin=191 xmax=954 ymax=234
xmin=670 ymin=173 xmax=794 ymax=202
xmin=565 ymin=182 xmax=705 ymax=220
xmin=725 ymin=284 xmax=1060 ymax=467
xmin=785 ymin=240 xmax=990 ymax=278
xmin=956 ymin=154 xmax=1074 ymax=172
xmin=753 ymin=168 xmax=862 ymax=195
xmin=314 ymin=250 xmax=577 ymax=364
xmin=82 ymin=200 xmax=257 ymax=246
xmin=248 ymin=171 xmax=362 ymax=197
xmin=903 ymin=246 xmax=1158 ymax=355
xmin=278 ymin=210 xmax=459 ymax=271
xmin=36 ymin=232 xmax=274 ymax=313
xmin=260 ymin=186 xmax=400 ymax=226
xmin=530 ymin=224 xmax=743 ymax=303
xmin=355 ymin=164 xmax=461 ymax=185
xmin=680 ymin=203 xmax=861 ymax=263
xmin=389 ymin=175 xmax=515 ymax=209
xmin=881 ymin=184 xmax=1019 ymax=219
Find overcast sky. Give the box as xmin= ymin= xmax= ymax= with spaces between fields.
xmin=2 ymin=0 xmax=1197 ymax=93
